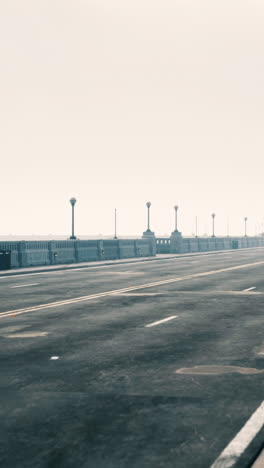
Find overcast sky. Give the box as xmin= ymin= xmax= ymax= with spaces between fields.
xmin=1 ymin=0 xmax=264 ymax=237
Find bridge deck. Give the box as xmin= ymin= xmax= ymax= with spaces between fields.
xmin=0 ymin=248 xmax=263 ymax=468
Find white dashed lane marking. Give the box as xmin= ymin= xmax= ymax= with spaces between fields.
xmin=9 ymin=283 xmax=39 ymax=288
xmin=145 ymin=316 xmax=178 ymax=327
xmin=243 ymin=286 xmax=256 ymax=292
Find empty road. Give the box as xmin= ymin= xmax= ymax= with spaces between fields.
xmin=0 ymin=248 xmax=264 ymax=468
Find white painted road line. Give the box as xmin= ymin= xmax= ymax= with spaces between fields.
xmin=113 ymin=293 xmax=166 ymax=296
xmin=67 ymin=270 xmax=142 ymax=275
xmin=9 ymin=283 xmax=39 ymax=289
xmin=145 ymin=316 xmax=178 ymax=327
xmin=243 ymin=286 xmax=256 ymax=292
xmin=210 ymin=401 xmax=264 ymax=468
xmin=1 ymin=260 xmax=264 ymax=319
xmin=251 ymin=448 xmax=264 ymax=467
xmin=89 ymin=271 xmax=143 ymax=276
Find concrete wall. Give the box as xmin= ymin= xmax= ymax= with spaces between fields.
xmin=75 ymin=240 xmax=99 ymax=263
xmin=24 ymin=241 xmax=50 ymax=266
xmin=0 ymin=238 xmax=154 ymax=269
xmin=167 ymin=235 xmax=264 ymax=254
xmin=1 ymin=236 xmax=264 ymax=270
xmin=118 ymin=239 xmax=136 ymax=259
xmin=156 ymin=236 xmax=264 ymax=254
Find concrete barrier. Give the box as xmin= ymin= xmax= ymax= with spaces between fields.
xmin=101 ymin=240 xmax=119 ymax=260
xmin=0 ymin=238 xmax=155 ymax=269
xmin=188 ymin=238 xmax=199 ymax=252
xmin=119 ymin=239 xmax=137 ymax=259
xmin=50 ymin=241 xmax=75 ymax=265
xmin=74 ymin=240 xmax=99 ymax=262
xmin=1 ymin=236 xmax=264 ymax=270
xmin=157 ymin=235 xmax=264 ymax=255
xmin=137 ymin=238 xmax=154 ymax=257
xmin=24 ymin=241 xmax=50 ymax=266
xmin=198 ymin=238 xmax=209 ymax=252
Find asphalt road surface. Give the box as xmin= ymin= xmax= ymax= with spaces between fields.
xmin=0 ymin=248 xmax=264 ymax=468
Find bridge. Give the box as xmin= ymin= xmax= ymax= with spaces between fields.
xmin=0 ymin=246 xmax=264 ymax=467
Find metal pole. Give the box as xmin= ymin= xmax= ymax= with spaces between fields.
xmin=195 ymin=216 xmax=198 ymax=237
xmin=114 ymin=208 xmax=117 ymax=239
xmin=69 ymin=198 xmax=77 ymax=239
xmin=148 ymin=207 xmax=150 ymax=230
xmin=146 ymin=202 xmax=151 ymax=231
xmin=211 ymin=213 xmax=215 ymax=237
xmin=72 ymin=204 xmax=74 ymax=238
xmin=174 ymin=205 xmax=178 ymax=232
xmin=244 ymin=217 xmax=247 ymax=237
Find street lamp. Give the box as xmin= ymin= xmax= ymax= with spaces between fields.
xmin=69 ymin=197 xmax=77 ymax=239
xmin=114 ymin=208 xmax=117 ymax=239
xmin=146 ymin=202 xmax=151 ymax=232
xmin=244 ymin=217 xmax=248 ymax=237
xmin=211 ymin=213 xmax=216 ymax=237
xmin=174 ymin=205 xmax=179 ymax=232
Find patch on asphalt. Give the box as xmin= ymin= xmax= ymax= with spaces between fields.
xmin=176 ymin=365 xmax=264 ymax=375
xmin=3 ymin=332 xmax=49 ymax=338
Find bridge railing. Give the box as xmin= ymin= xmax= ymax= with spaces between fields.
xmin=156 ymin=238 xmax=171 ymax=254
xmin=0 ymin=238 xmax=155 ymax=270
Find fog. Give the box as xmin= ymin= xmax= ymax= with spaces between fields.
xmin=1 ymin=1 xmax=264 ymax=237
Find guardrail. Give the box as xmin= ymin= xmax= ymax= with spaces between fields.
xmin=0 ymin=238 xmax=154 ymax=270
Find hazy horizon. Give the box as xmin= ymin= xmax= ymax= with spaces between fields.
xmin=1 ymin=1 xmax=264 ymax=237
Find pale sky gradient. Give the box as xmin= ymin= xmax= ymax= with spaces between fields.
xmin=1 ymin=0 xmax=264 ymax=237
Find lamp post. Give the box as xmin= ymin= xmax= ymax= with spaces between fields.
xmin=114 ymin=208 xmax=117 ymax=239
xmin=174 ymin=205 xmax=179 ymax=232
xmin=244 ymin=217 xmax=248 ymax=237
xmin=69 ymin=197 xmax=77 ymax=239
xmin=211 ymin=213 xmax=216 ymax=237
xmin=146 ymin=202 xmax=151 ymax=231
